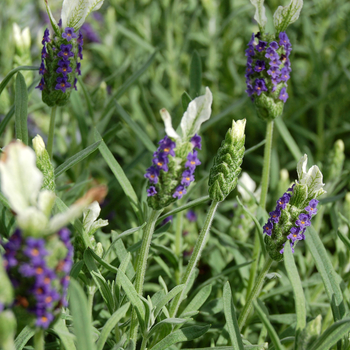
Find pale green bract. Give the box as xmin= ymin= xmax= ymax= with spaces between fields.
xmin=160 ymin=87 xmax=213 ymax=144
xmin=273 ymin=0 xmax=303 ymax=33
xmin=82 ymin=201 xmax=109 ymax=236
xmin=250 ymin=0 xmax=267 ymax=31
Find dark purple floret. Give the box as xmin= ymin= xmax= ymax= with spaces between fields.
xmin=161 ymin=215 xmax=173 ymax=226
xmin=62 ymin=27 xmax=77 ymax=41
xmin=245 ymin=84 xmax=255 ymax=97
xmin=248 ymin=33 xmax=255 ymax=45
xmin=42 ymin=28 xmax=50 ymax=44
xmin=256 ymin=40 xmax=267 ymax=52
xmin=153 ymin=152 xmax=169 ymax=172
xmin=296 ymin=213 xmax=311 ymax=228
xmin=263 ymin=220 xmax=273 ymax=236
xmin=147 ymin=186 xmax=157 ymax=197
xmin=74 ymin=78 xmax=78 ymax=91
xmin=181 ymin=169 xmax=195 ymax=186
xmin=35 ymin=77 xmax=45 ymax=90
xmin=276 ymin=193 xmax=290 ymax=209
xmin=245 ymin=66 xmax=254 ymax=77
xmin=78 ymin=44 xmax=83 ymax=60
xmin=269 ymin=208 xmax=281 ymax=223
xmin=185 ymin=150 xmax=201 ymax=170
xmin=144 ymin=166 xmax=160 ymax=184
xmin=269 ymin=41 xmax=279 ymax=50
xmin=80 ymin=23 xmax=100 ymax=43
xmin=41 ymin=45 xmax=48 ymax=58
xmin=265 ymin=47 xmax=279 ymax=60
xmin=269 ymin=58 xmax=282 ymax=68
xmin=24 ymin=238 xmax=47 ymax=264
xmin=58 ymin=228 xmax=71 ymax=244
xmin=56 ymin=60 xmax=72 ymax=76
xmin=159 ymin=136 xmax=176 ymax=156
xmin=77 ymin=30 xmax=84 ymax=44
xmin=254 ymin=78 xmax=268 ymax=96
xmin=76 ymin=62 xmax=81 ymax=75
xmin=58 ymin=44 xmax=74 ymax=60
xmin=305 ymin=199 xmax=319 ymax=216
xmin=39 ymin=61 xmax=46 ymax=75
xmin=279 ymin=87 xmax=288 ymax=103
xmin=35 ymin=312 xmax=54 ymax=329
xmin=280 ymin=241 xmax=294 ymax=254
xmin=186 ymin=210 xmax=197 ymax=222
xmin=245 ymin=45 xmax=255 ymax=57
xmin=280 ymin=67 xmax=290 ymax=82
xmin=190 ymin=134 xmax=202 ymax=150
xmin=279 ymin=32 xmax=290 ymax=47
xmin=55 ymin=77 xmax=71 ymax=93
xmin=267 ymin=67 xmax=280 ymax=79
xmin=287 ymin=184 xmax=295 ymax=192
xmin=58 ymin=19 xmax=62 ymax=28
xmin=254 ymin=60 xmax=266 ymax=73
xmin=173 ymin=185 xmax=187 ymax=199
xmin=287 ymin=226 xmax=304 ymax=243
xmin=247 ymin=57 xmax=253 ymax=66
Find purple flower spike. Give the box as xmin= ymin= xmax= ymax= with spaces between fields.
xmin=147 ymin=186 xmax=157 ymax=197
xmin=153 ymin=152 xmax=169 ymax=172
xmin=186 ymin=210 xmax=197 ymax=222
xmin=185 ymin=150 xmax=201 ymax=170
xmin=55 ymin=77 xmax=72 ymax=93
xmin=276 ymin=193 xmax=290 ymax=209
xmin=144 ymin=166 xmax=160 ymax=184
xmin=254 ymin=60 xmax=266 ymax=72
xmin=296 ymin=213 xmax=311 ymax=228
xmin=245 ymin=45 xmax=255 ymax=57
xmin=159 ymin=136 xmax=176 ymax=156
xmin=279 ymin=87 xmax=289 ymax=103
xmin=305 ymin=199 xmax=319 ymax=216
xmin=265 ymin=47 xmax=279 ymax=60
xmin=181 ymin=169 xmax=195 ymax=186
xmin=256 ymin=40 xmax=268 ymax=52
xmin=280 ymin=67 xmax=290 ymax=82
xmin=58 ymin=44 xmax=74 ymax=60
xmin=254 ymin=78 xmax=268 ymax=96
xmin=36 ymin=78 xmax=45 ymax=91
xmin=269 ymin=209 xmax=281 ymax=224
xmin=62 ymin=27 xmax=77 ymax=41
xmin=190 ymin=134 xmax=202 ymax=150
xmin=279 ymin=32 xmax=290 ymax=47
xmin=173 ymin=185 xmax=187 ymax=199
xmin=263 ymin=220 xmax=273 ymax=236
xmin=56 ymin=60 xmax=72 ymax=76
xmin=42 ymin=28 xmax=50 ymax=44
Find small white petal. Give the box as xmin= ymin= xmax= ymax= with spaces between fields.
xmin=17 ymin=208 xmax=48 ymax=237
xmin=250 ymin=0 xmax=267 ymax=30
xmin=83 ymin=201 xmax=101 ymax=233
xmin=273 ymin=0 xmax=303 ymax=33
xmin=160 ymin=109 xmax=180 ymax=140
xmin=32 ymin=135 xmax=46 ymax=157
xmin=231 ymin=119 xmax=246 ymax=143
xmin=238 ymin=172 xmax=256 ymax=202
xmin=37 ymin=190 xmax=56 ymax=218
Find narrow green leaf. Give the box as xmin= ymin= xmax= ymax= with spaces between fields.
xmin=223 ymin=282 xmax=244 ymax=350
xmin=55 ymin=141 xmax=101 ymax=178
xmin=274 ymin=118 xmax=303 ymax=161
xmin=309 ymin=318 xmax=350 ymax=350
xmin=244 ymin=139 xmax=266 ymax=155
xmin=14 ymin=73 xmax=28 ymax=144
xmin=70 ymin=92 xmax=89 ymax=148
xmin=77 ymin=77 xmax=94 ymax=121
xmin=182 ymin=92 xmax=192 ymax=112
xmin=189 ymin=50 xmax=202 ymax=98
xmin=337 ymin=230 xmax=350 ymax=251
xmin=94 ymin=129 xmax=140 ymax=219
xmin=151 ymin=243 xmax=178 ymax=268
xmin=305 ymin=225 xmax=345 ymax=321
xmin=70 ymin=260 xmax=85 ymax=279
xmin=254 ymin=299 xmax=285 ymax=350
xmin=14 ymin=325 xmax=35 ymax=350
xmin=180 ymin=284 xmax=212 ymax=317
xmin=53 ymin=318 xmax=77 ymax=350
xmin=149 ymin=325 xmax=210 ymax=350
xmin=0 ymin=66 xmax=39 ymax=96
xmin=154 ymin=285 xmax=185 ymax=319
xmin=148 ymin=318 xmax=190 ymax=338
xmin=88 ymin=248 xmax=118 ymax=274
xmin=114 ymin=100 xmax=156 ymax=153
xmin=283 ymin=241 xmax=306 ymax=333
xmin=69 ymin=279 xmax=96 ymax=350
xmin=96 ymin=303 xmax=130 ymax=350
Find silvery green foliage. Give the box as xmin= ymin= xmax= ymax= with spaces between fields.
xmin=250 ymin=0 xmax=267 ymax=31
xmin=33 ymin=135 xmax=55 ymax=192
xmin=0 ymin=141 xmax=89 ymax=236
xmin=208 ymin=119 xmax=246 ymax=202
xmin=273 ymin=0 xmax=304 ymax=34
xmin=298 ymin=315 xmax=322 ymax=350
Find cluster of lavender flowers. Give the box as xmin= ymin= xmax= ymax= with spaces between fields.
xmin=245 ymin=32 xmax=292 ymax=102
xmin=263 ymin=186 xmax=319 ymax=254
xmin=2 ymin=228 xmax=73 ymax=329
xmin=36 ymin=25 xmax=83 ymax=99
xmin=145 ymin=134 xmax=201 ymax=199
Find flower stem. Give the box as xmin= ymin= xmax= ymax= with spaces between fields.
xmin=34 ymin=329 xmax=44 ymax=350
xmin=47 ymin=106 xmax=57 ymax=160
xmin=130 ymin=208 xmax=163 ymax=347
xmin=174 ymin=213 xmax=183 ymax=284
xmin=169 ymin=200 xmax=219 ymax=318
xmin=259 ymin=119 xmax=274 ymax=210
xmin=238 ymin=256 xmax=273 ymax=330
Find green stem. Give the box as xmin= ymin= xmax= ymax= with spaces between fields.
xmin=87 ymin=283 xmax=97 ymax=318
xmin=130 ymin=209 xmax=163 ymax=347
xmin=34 ymin=329 xmax=44 ymax=350
xmin=169 ymin=200 xmax=219 ymax=318
xmin=259 ymin=120 xmax=274 ymax=210
xmin=174 ymin=213 xmax=183 ymax=284
xmin=47 ymin=106 xmax=57 ymax=160
xmin=238 ymin=256 xmax=273 ymax=330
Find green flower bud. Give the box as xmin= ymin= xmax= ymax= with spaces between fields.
xmin=33 ymin=135 xmax=55 ymax=192
xmin=0 ymin=310 xmax=17 ymax=350
xmin=208 ymin=119 xmax=246 ymax=202
xmin=323 ymin=139 xmax=345 ymax=182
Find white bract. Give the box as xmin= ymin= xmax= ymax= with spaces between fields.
xmin=83 ymin=201 xmax=108 ymax=236
xmin=13 ymin=23 xmax=31 ymax=53
xmin=238 ymin=172 xmax=258 ymax=202
xmin=250 ymin=0 xmax=267 ymax=31
xmin=296 ymin=154 xmax=326 ymax=199
xmin=273 ymin=0 xmax=303 ymax=33
xmin=160 ymin=87 xmax=213 ymax=144
xmin=0 ymin=141 xmax=90 ymax=236
xmin=231 ymin=119 xmax=246 ymax=143
xmin=45 ymin=0 xmax=104 ymax=33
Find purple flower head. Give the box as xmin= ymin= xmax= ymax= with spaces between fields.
xmin=279 ymin=32 xmax=290 ymax=47
xmin=190 ymin=134 xmax=202 ymax=150
xmin=173 ymin=185 xmax=187 ymax=199
xmin=62 ymin=27 xmax=77 ymax=41
xmin=254 ymin=60 xmax=266 ymax=73
xmin=58 ymin=44 xmax=74 ymax=60
xmin=245 ymin=83 xmax=255 ymax=97
xmin=279 ymin=87 xmax=289 ymax=103
xmin=247 ymin=57 xmax=253 ymax=66
xmin=263 ymin=220 xmax=273 ymax=236
xmin=245 ymin=66 xmax=254 ymax=78
xmin=19 ymin=263 xmax=36 ymax=277
xmin=36 ymin=288 xmax=60 ymax=308
xmin=76 ymin=62 xmax=82 ymax=75
xmin=276 ymin=193 xmax=290 ymax=209
xmin=269 ymin=208 xmax=281 ymax=224
xmin=147 ymin=186 xmax=157 ymax=197
xmin=153 ymin=152 xmax=169 ymax=172
xmin=287 ymin=226 xmax=304 ymax=243
xmin=24 ymin=238 xmax=47 ymax=264
xmin=181 ymin=169 xmax=195 ymax=186
xmin=269 ymin=58 xmax=281 ymax=68
xmin=280 ymin=242 xmax=295 ymax=254
xmin=256 ymin=40 xmax=268 ymax=52
xmin=35 ymin=312 xmax=54 ymax=329
xmin=185 ymin=150 xmax=201 ymax=170
xmin=42 ymin=28 xmax=50 ymax=44
xmin=254 ymin=78 xmax=268 ymax=96
xmin=186 ymin=210 xmax=197 ymax=222
xmin=144 ymin=166 xmax=160 ymax=184
xmin=77 ymin=30 xmax=84 ymax=44
xmin=269 ymin=41 xmax=279 ymax=50
xmin=305 ymin=199 xmax=319 ymax=216
xmin=41 ymin=45 xmax=48 ymax=58
xmin=245 ymin=45 xmax=255 ymax=57
xmin=267 ymin=67 xmax=280 ymax=79
xmin=280 ymin=67 xmax=290 ymax=82
xmin=285 ymin=43 xmax=292 ymax=57
xmin=265 ymin=47 xmax=279 ymax=60
xmin=39 ymin=61 xmax=46 ymax=75
xmin=56 ymin=60 xmax=72 ymax=76
xmin=58 ymin=228 xmax=71 ymax=244
xmin=296 ymin=213 xmax=311 ymax=228
xmin=58 ymin=19 xmax=62 ymax=28
xmin=55 ymin=77 xmax=71 ymax=93
xmin=159 ymin=136 xmax=176 ymax=156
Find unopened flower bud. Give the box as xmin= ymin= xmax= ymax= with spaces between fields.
xmin=208 ymin=119 xmax=246 ymax=202
xmin=323 ymin=139 xmax=345 ymax=182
